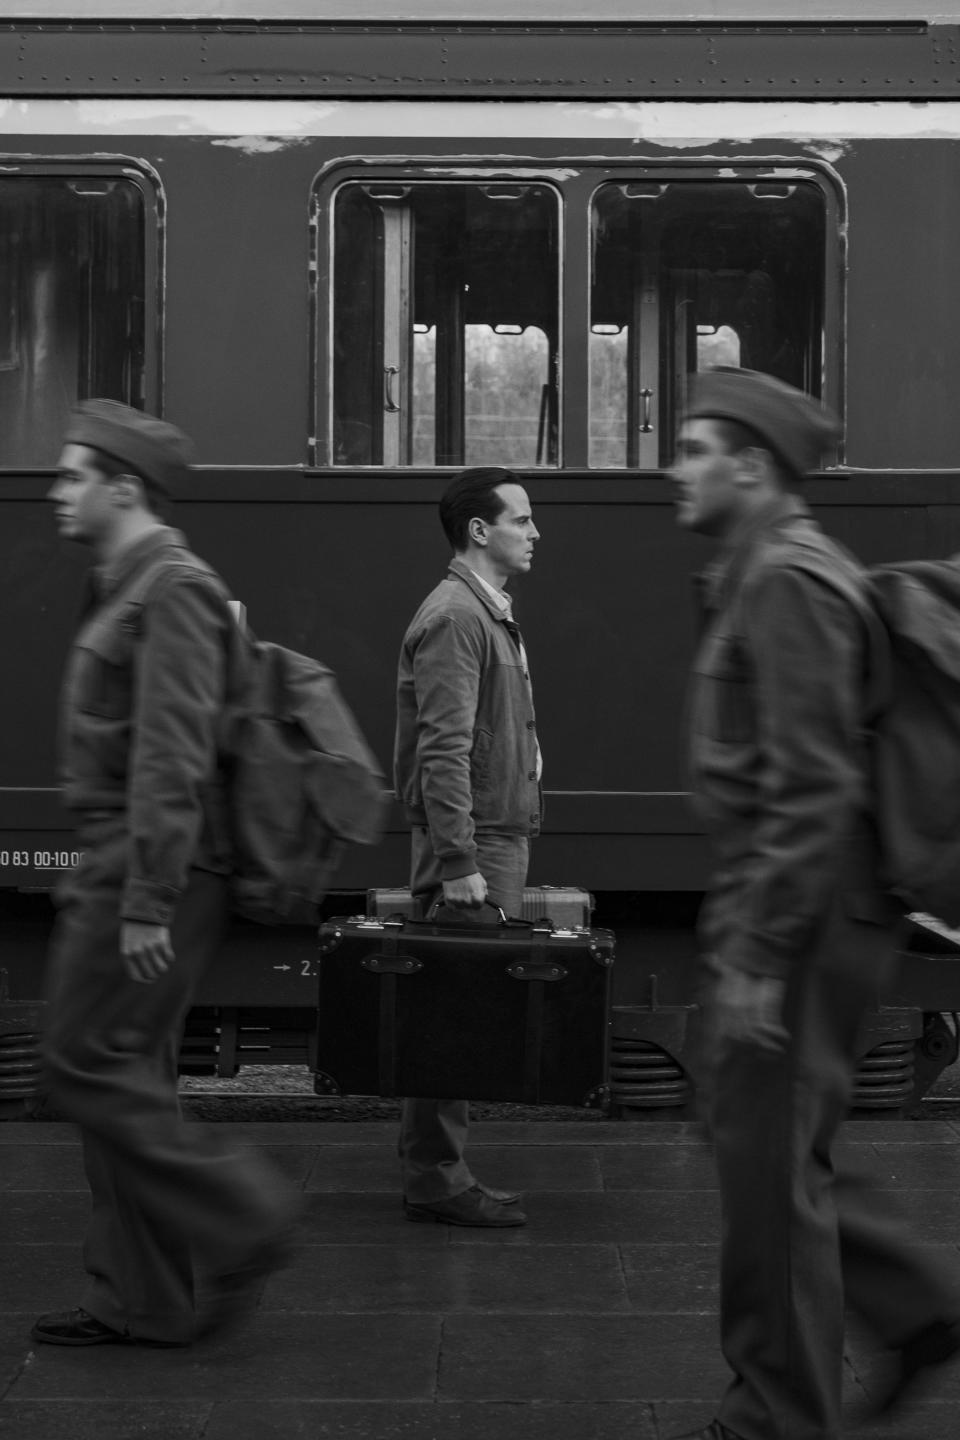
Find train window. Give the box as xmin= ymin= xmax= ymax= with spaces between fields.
xmin=331 ymin=182 xmax=559 ymax=467
xmin=590 ymin=180 xmax=826 ymax=468
xmin=0 ymin=175 xmax=146 ymax=469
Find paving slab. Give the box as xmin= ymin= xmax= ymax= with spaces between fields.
xmin=2 ymin=1114 xmax=960 ymax=1440
xmin=0 ymin=1192 xmax=88 ymax=1245
xmin=842 ymin=1120 xmax=960 ymax=1143
xmin=0 ymin=1400 xmax=210 ymax=1439
xmin=621 ymin=1242 xmax=719 ymax=1313
xmin=266 ymin=1242 xmax=630 ymax=1313
xmin=305 ymin=1142 xmax=604 ymax=1193
xmin=464 ymin=1120 xmax=706 ymax=1145
xmin=869 ymin=1141 xmax=960 ymax=1186
xmin=7 ymin=1315 xmax=442 ymax=1402
xmin=0 ymin=1125 xmax=78 ymax=1147
xmin=652 ymin=1398 xmax=960 ymax=1440
xmin=0 ymin=1146 xmax=88 ymax=1191
xmin=202 ymin=1399 xmax=659 ymax=1440
xmin=446 ymin=1189 xmax=721 ymax=1246
xmin=298 ymin=1191 xmax=451 ymax=1245
xmin=439 ymin=1313 xmax=728 ymax=1401
xmin=851 ymin=1404 xmax=960 ymax=1440
xmin=0 ymin=1246 xmax=85 ymax=1312
xmin=597 ymin=1141 xmax=718 ymax=1189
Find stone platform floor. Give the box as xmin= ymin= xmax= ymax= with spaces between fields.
xmin=1 ymin=1116 xmax=959 ymax=1438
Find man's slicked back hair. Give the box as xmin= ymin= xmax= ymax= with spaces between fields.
xmin=439 ymin=466 xmax=521 ymax=552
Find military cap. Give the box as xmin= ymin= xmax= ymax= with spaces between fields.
xmin=64 ymin=400 xmax=193 ymax=496
xmin=683 ymin=367 xmax=840 ymax=479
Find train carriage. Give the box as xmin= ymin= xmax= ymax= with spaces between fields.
xmin=1 ymin=0 xmax=959 ymax=1111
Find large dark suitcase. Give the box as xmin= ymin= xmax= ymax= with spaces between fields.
xmin=316 ymin=908 xmax=614 ymax=1107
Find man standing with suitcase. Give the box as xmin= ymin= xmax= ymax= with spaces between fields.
xmin=668 ymin=369 xmax=960 ymax=1439
xmin=33 ymin=401 xmax=294 ymax=1348
xmin=394 ymin=466 xmax=541 ymax=1227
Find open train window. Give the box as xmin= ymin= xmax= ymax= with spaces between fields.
xmin=0 ymin=173 xmax=149 ymax=470
xmin=330 ymin=181 xmax=559 ymax=468
xmin=590 ymin=179 xmax=826 ymax=468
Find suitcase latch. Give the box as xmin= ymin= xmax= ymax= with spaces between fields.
xmin=362 ymin=953 xmax=424 ymax=975
xmin=507 ymin=961 xmax=568 ymax=982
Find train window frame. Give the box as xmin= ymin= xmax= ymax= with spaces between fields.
xmin=311 ymin=157 xmax=844 ymax=473
xmin=0 ymin=157 xmax=163 ymax=473
xmin=585 ymin=165 xmax=841 ymax=471
xmin=315 ymin=168 xmax=564 ymax=471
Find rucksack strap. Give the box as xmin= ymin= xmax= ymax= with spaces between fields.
xmin=104 ymin=549 xmax=224 ymax=620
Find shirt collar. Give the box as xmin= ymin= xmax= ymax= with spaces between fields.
xmin=448 ymin=555 xmax=515 ymax=621
xmin=467 ymin=567 xmax=512 ymax=616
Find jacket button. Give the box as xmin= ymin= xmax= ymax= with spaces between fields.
xmin=528 ymin=770 xmax=537 ymax=781
xmin=529 ymin=813 xmax=538 ymax=824
xmin=526 ymin=721 xmax=535 ymax=730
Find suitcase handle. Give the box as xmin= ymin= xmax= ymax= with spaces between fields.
xmin=424 ymin=897 xmax=510 ymax=925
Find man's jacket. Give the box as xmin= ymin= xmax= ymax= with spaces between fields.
xmin=687 ymin=493 xmax=891 ymax=979
xmin=394 ymin=557 xmax=541 ymax=880
xmin=59 ymin=526 xmax=233 ymax=926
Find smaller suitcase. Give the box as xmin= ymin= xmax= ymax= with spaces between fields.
xmin=316 ymin=907 xmax=614 ymax=1108
xmin=367 ymin=884 xmax=593 ymax=927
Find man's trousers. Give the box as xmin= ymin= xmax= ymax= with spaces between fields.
xmin=699 ymin=883 xmax=960 ymax=1440
xmin=41 ymin=818 xmax=293 ymax=1343
xmin=398 ymin=828 xmax=529 ymax=1205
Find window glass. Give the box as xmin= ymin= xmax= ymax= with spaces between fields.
xmin=0 ymin=176 xmax=146 ymax=468
xmin=332 ymin=182 xmax=559 ymax=467
xmin=590 ymin=180 xmax=826 ymax=468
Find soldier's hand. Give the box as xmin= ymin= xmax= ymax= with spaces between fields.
xmin=442 ymin=873 xmax=488 ymax=910
xmin=121 ymin=921 xmax=175 ymax=984
xmin=713 ymin=968 xmax=788 ymax=1054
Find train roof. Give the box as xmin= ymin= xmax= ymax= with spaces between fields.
xmin=5 ymin=2 xmax=960 ymax=100
xmin=6 ymin=2 xmax=960 ymax=23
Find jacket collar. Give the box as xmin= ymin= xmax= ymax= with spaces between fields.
xmin=699 ymin=492 xmax=810 ymax=612
xmin=94 ymin=525 xmax=189 ymax=600
xmin=447 ymin=555 xmax=514 ymax=623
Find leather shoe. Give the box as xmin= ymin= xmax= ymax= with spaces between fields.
xmin=666 ymin=1425 xmax=743 ymax=1440
xmin=30 ymin=1307 xmax=187 ymax=1348
xmin=865 ymin=1316 xmax=960 ymax=1418
xmin=197 ymin=1233 xmax=297 ymax=1339
xmin=405 ymin=1184 xmax=527 ymax=1227
xmin=475 ymin=1180 xmax=523 ymax=1205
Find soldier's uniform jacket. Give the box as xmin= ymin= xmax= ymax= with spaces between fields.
xmin=687 ymin=492 xmax=889 ymax=979
xmin=59 ymin=526 xmax=233 ymax=926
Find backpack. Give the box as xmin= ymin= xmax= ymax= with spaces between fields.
xmin=730 ymin=532 xmax=960 ymax=927
xmin=223 ymin=626 xmax=388 ymax=924
xmin=866 ymin=559 xmax=960 ymax=927
xmin=123 ymin=552 xmax=388 ymax=925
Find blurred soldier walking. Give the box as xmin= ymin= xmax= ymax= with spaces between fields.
xmin=394 ymin=466 xmax=541 ymax=1227
xmin=33 ymin=401 xmax=294 ymax=1349
xmin=667 ymin=369 xmax=960 ymax=1440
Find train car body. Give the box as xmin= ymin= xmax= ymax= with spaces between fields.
xmin=2 ymin=1 xmax=960 ymax=1106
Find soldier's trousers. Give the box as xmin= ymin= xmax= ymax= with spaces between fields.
xmin=41 ymin=818 xmax=293 ymax=1343
xmin=699 ymin=890 xmax=960 ymax=1440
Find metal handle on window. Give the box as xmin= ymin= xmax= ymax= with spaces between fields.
xmin=640 ymin=388 xmax=653 ymax=433
xmin=383 ymin=365 xmax=401 ymax=413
